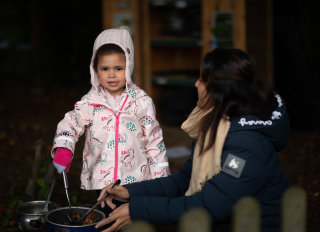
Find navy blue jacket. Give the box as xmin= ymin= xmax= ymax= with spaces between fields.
xmin=125 ymin=95 xmax=290 ymax=232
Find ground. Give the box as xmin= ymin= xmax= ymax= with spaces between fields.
xmin=0 ymin=91 xmax=319 ymax=231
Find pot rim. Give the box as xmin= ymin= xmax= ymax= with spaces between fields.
xmin=45 ymin=206 xmax=106 ymax=228
xmin=17 ymin=200 xmax=58 ymax=216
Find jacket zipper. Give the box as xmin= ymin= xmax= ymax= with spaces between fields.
xmin=113 ymin=94 xmax=129 ymax=182
xmin=90 ymin=94 xmax=129 ymax=183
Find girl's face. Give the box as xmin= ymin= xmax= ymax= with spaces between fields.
xmin=96 ymin=53 xmax=126 ymax=97
xmin=195 ymin=77 xmax=208 ymax=107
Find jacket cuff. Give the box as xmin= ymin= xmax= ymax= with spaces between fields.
xmin=124 ymin=182 xmax=149 ymax=196
xmin=52 ymin=138 xmax=75 ymax=157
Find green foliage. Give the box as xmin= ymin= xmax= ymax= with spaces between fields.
xmin=35 ymin=165 xmax=51 ymax=200
xmin=213 ymin=21 xmax=233 ymax=38
xmin=213 ymin=13 xmax=233 ymax=39
xmin=40 ymin=166 xmax=48 ymax=173
xmin=71 ymin=192 xmax=79 ymax=205
xmin=0 ymin=196 xmax=23 ymax=226
xmin=36 ymin=177 xmax=50 ymax=200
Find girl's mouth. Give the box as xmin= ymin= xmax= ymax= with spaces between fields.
xmin=108 ymin=82 xmax=118 ymax=87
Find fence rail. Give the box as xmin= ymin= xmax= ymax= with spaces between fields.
xmin=123 ymin=186 xmax=306 ymax=232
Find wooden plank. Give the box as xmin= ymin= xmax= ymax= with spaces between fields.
xmin=142 ymin=0 xmax=152 ymax=95
xmin=233 ymin=197 xmax=260 ymax=232
xmin=282 ymin=187 xmax=307 ymax=232
xmin=179 ymin=208 xmax=211 ymax=232
xmin=101 ymin=0 xmax=114 ymax=29
xmin=233 ymin=0 xmax=246 ymax=50
xmin=100 ymin=0 xmax=142 ymax=87
xmin=202 ymin=0 xmax=215 ymax=56
xmin=217 ymin=0 xmax=232 ymax=11
xmin=131 ymin=0 xmax=142 ymax=87
xmin=151 ymin=47 xmax=201 ymax=72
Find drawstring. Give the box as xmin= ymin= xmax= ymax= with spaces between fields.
xmin=117 ymin=82 xmax=130 ymax=113
xmin=96 ymin=84 xmax=130 ymax=113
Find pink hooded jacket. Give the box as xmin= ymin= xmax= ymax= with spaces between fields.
xmin=51 ymin=28 xmax=170 ymax=190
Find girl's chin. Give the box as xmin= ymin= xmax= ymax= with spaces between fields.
xmin=106 ymin=87 xmax=125 ymax=96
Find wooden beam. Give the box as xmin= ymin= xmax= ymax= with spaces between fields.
xmin=100 ymin=0 xmax=142 ymax=87
xmin=142 ymin=0 xmax=152 ymax=95
xmin=101 ymin=0 xmax=114 ymax=29
xmin=202 ymin=0 xmax=215 ymax=56
xmin=233 ymin=0 xmax=246 ymax=50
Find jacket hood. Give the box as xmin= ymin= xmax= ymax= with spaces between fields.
xmin=90 ymin=28 xmax=134 ymax=90
xmin=230 ymin=95 xmax=290 ymax=151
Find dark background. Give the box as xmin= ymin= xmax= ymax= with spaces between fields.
xmin=0 ymin=0 xmax=102 ymax=95
xmin=0 ymin=0 xmax=319 ymax=231
xmin=1 ymin=0 xmax=320 ymax=128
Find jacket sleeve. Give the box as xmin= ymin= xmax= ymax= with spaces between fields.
xmin=51 ymin=97 xmax=90 ymax=157
xmin=126 ymin=133 xmax=271 ymax=225
xmin=140 ymin=96 xmax=170 ymax=178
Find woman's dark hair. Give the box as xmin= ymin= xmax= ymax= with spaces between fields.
xmin=93 ymin=44 xmax=125 ymax=71
xmin=198 ymin=48 xmax=275 ymax=154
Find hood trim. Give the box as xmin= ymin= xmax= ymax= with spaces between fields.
xmin=89 ymin=28 xmax=134 ymax=91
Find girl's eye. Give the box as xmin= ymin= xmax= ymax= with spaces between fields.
xmin=100 ymin=67 xmax=108 ymax=71
xmin=115 ymin=66 xmax=124 ymax=71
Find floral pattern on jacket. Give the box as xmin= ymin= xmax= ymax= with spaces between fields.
xmin=52 ymin=86 xmax=170 ymax=190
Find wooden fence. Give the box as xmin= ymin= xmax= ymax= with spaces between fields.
xmin=123 ymin=186 xmax=307 ymax=232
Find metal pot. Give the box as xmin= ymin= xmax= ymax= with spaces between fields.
xmin=16 ymin=200 xmax=59 ymax=232
xmin=45 ymin=206 xmax=106 ymax=232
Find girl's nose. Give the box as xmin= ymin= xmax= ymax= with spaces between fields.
xmin=108 ymin=69 xmax=115 ymax=77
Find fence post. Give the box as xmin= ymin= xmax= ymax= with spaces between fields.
xmin=233 ymin=196 xmax=260 ymax=232
xmin=123 ymin=220 xmax=156 ymax=232
xmin=281 ymin=186 xmax=306 ymax=232
xmin=179 ymin=208 xmax=211 ymax=232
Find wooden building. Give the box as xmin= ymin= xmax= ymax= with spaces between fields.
xmin=101 ymin=0 xmax=273 ymax=124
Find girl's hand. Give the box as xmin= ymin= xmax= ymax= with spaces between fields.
xmin=98 ymin=184 xmax=130 ymax=209
xmin=53 ymin=148 xmax=73 ymax=173
xmin=95 ymin=203 xmax=132 ymax=232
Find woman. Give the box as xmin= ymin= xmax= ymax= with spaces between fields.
xmin=95 ymin=48 xmax=290 ymax=232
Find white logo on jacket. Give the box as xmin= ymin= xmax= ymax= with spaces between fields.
xmin=228 ymin=158 xmax=239 ymax=169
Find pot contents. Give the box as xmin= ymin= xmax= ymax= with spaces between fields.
xmin=65 ymin=209 xmax=98 ymax=225
xmin=45 ymin=206 xmax=105 ymax=229
xmin=83 ymin=212 xmax=98 ymax=225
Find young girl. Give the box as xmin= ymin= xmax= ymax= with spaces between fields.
xmin=51 ymin=28 xmax=170 ymax=190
